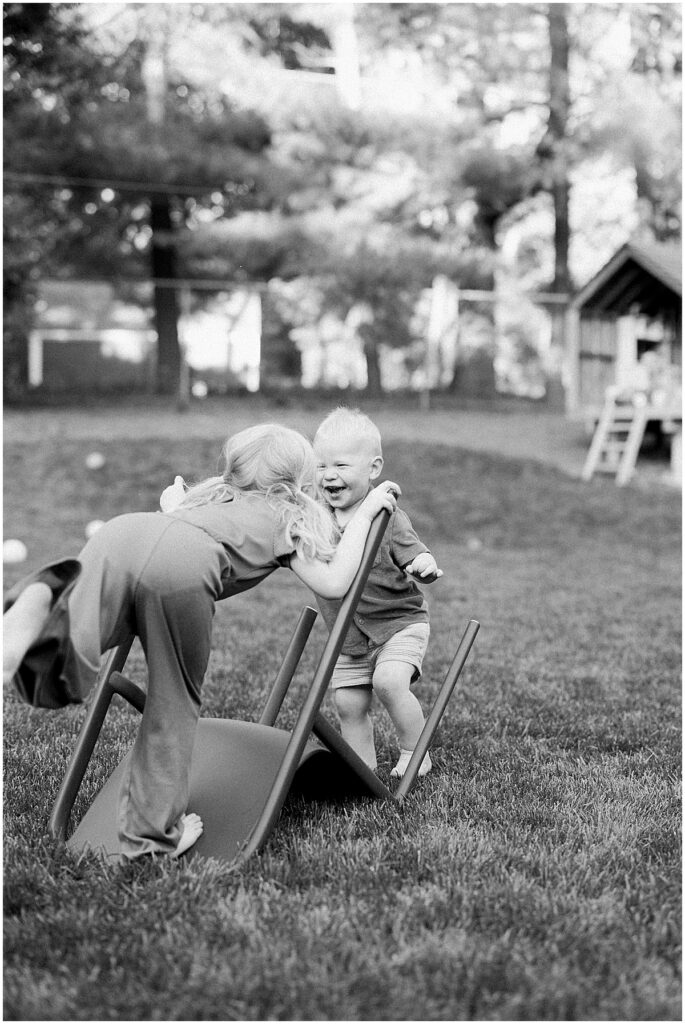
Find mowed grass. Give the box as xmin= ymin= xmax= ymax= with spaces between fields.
xmin=3 ymin=410 xmax=681 ymax=1021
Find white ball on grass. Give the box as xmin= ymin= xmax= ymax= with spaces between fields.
xmin=85 ymin=520 xmax=106 ymax=539
xmin=85 ymin=452 xmax=106 ymax=470
xmin=3 ymin=539 xmax=28 ymax=564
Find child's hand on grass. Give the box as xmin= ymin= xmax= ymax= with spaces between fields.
xmin=160 ymin=475 xmax=186 ymax=512
xmin=405 ymin=552 xmax=443 ymax=583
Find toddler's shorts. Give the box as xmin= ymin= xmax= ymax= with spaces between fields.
xmin=330 ymin=621 xmax=430 ymax=689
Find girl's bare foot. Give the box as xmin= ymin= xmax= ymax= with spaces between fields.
xmin=3 ymin=582 xmax=53 ymax=684
xmin=171 ymin=812 xmax=203 ymax=857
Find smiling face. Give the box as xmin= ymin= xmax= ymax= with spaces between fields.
xmin=314 ymin=430 xmax=384 ymax=519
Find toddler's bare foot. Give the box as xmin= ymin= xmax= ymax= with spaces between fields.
xmin=391 ymin=749 xmax=432 ymax=778
xmin=3 ymin=582 xmax=53 ymax=684
xmin=171 ymin=812 xmax=203 ymax=857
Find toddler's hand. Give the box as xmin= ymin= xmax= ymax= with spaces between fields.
xmin=405 ymin=552 xmax=443 ymax=582
xmin=360 ymin=481 xmax=400 ymax=520
xmin=160 ymin=475 xmax=186 ymax=512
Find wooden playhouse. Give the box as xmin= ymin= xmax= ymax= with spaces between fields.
xmin=565 ymin=240 xmax=682 ymax=484
xmin=566 ymin=240 xmax=681 ymax=414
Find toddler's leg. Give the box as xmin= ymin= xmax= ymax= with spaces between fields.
xmin=3 ymin=583 xmax=53 ymax=684
xmin=372 ymin=661 xmax=432 ymax=777
xmin=334 ymin=685 xmax=376 ymax=769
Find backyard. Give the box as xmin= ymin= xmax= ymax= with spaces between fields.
xmin=3 ymin=398 xmax=681 ymax=1021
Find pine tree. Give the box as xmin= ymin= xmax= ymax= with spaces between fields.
xmin=4 ymin=3 xmax=287 ymax=396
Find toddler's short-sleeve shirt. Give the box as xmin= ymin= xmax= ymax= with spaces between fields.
xmin=316 ymin=505 xmax=430 ymax=655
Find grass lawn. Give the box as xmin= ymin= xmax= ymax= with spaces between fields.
xmin=3 ymin=404 xmax=681 ymax=1021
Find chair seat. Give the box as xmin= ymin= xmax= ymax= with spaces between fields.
xmin=67 ymin=718 xmax=375 ymax=863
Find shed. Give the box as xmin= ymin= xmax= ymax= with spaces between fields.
xmin=29 ymin=279 xmax=262 ymax=394
xmin=29 ymin=280 xmax=156 ymax=392
xmin=566 ymin=240 xmax=681 ymax=415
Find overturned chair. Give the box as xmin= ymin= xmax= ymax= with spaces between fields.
xmin=50 ymin=509 xmax=480 ymax=867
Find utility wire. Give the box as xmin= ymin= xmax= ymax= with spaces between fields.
xmin=3 ymin=170 xmax=232 ymax=197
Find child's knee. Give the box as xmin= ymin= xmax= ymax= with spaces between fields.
xmin=334 ymin=685 xmax=370 ymax=722
xmin=372 ymin=662 xmax=414 ymax=703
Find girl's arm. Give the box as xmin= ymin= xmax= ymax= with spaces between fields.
xmin=290 ymin=482 xmax=399 ymax=598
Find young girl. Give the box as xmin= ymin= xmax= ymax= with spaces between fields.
xmin=3 ymin=423 xmax=398 ymax=860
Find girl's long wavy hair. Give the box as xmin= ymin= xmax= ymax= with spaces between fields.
xmin=176 ymin=424 xmax=338 ymax=561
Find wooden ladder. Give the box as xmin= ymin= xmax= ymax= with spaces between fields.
xmin=581 ymin=390 xmax=649 ymax=486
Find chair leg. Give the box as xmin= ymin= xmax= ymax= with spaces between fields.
xmin=393 ymin=619 xmax=480 ymax=803
xmin=233 ymin=510 xmax=392 ymax=866
xmin=259 ymin=607 xmax=318 ymax=726
xmin=49 ymin=638 xmax=135 ymax=842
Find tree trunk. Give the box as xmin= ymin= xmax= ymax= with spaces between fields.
xmin=150 ymin=196 xmax=181 ymax=395
xmin=142 ymin=8 xmax=182 ymax=396
xmin=363 ymin=339 xmax=383 ymax=395
xmin=545 ymin=3 xmax=571 ymax=410
xmin=2 ymin=277 xmax=31 ymax=400
xmin=548 ymin=4 xmax=571 ymax=297
xmin=3 ymin=323 xmax=29 ymax=400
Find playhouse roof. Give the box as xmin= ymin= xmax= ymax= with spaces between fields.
xmin=572 ymin=240 xmax=682 ymax=317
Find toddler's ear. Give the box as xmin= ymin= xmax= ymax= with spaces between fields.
xmin=369 ymin=455 xmax=384 ymax=480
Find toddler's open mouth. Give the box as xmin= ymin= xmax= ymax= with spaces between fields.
xmin=324 ymin=485 xmax=346 ymax=497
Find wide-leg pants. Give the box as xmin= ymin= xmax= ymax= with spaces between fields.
xmin=5 ymin=513 xmax=229 ymax=857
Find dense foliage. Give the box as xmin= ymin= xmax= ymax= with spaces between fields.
xmin=3 ymin=3 xmax=681 ymax=396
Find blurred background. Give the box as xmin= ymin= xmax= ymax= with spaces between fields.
xmin=3 ymin=2 xmax=681 ymax=420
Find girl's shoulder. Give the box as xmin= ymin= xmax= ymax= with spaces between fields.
xmin=230 ymin=490 xmax=279 ymax=520
xmin=179 ymin=490 xmax=277 ymax=528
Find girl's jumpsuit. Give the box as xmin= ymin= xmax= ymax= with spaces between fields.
xmin=5 ymin=493 xmax=296 ymax=857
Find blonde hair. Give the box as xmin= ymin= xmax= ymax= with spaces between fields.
xmin=177 ymin=424 xmax=338 ymax=560
xmin=314 ymin=407 xmax=383 ymax=458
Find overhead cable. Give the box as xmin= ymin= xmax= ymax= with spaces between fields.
xmin=3 ymin=170 xmax=232 ymax=196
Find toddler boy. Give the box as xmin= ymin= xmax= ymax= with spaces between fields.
xmin=313 ymin=408 xmax=442 ymax=777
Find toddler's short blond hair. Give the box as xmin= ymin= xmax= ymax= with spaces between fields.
xmin=314 ymin=408 xmax=383 ymax=458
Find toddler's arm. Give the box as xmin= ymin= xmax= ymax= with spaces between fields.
xmin=390 ymin=509 xmax=443 ymax=582
xmin=404 ymin=551 xmax=443 ymax=583
xmin=291 ymin=481 xmax=399 ymax=598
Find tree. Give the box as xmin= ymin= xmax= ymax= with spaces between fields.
xmin=176 ymin=1 xmax=682 ymax=400
xmin=3 ymin=2 xmax=290 ymax=395
xmin=333 ymin=3 xmax=552 ymax=393
xmin=349 ymin=2 xmax=680 ymax=399
xmin=5 ymin=3 xmax=679 ymax=403
xmin=3 ymin=2 xmax=103 ymax=398
xmin=536 ymin=3 xmax=571 ymax=406
xmin=317 ymin=232 xmax=484 ymax=395
xmin=579 ymin=3 xmax=681 ymax=243
xmin=243 ymin=3 xmax=501 ymax=392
